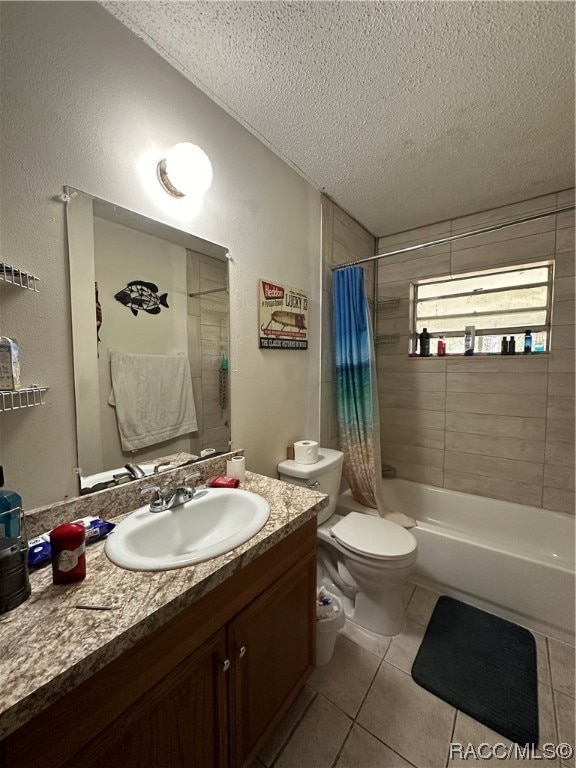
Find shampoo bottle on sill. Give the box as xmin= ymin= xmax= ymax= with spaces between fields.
xmin=419 ymin=328 xmax=431 ymax=357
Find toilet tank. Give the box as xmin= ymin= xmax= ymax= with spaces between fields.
xmin=278 ymin=448 xmax=344 ymax=525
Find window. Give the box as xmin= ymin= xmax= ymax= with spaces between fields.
xmin=411 ymin=262 xmax=553 ymax=355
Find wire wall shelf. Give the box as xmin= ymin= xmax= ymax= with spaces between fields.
xmin=0 ymin=262 xmax=40 ymax=291
xmin=0 ymin=387 xmax=49 ymax=412
xmin=375 ymin=334 xmax=400 ymax=345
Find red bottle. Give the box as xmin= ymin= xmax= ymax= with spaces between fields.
xmin=50 ymin=523 xmax=86 ymax=584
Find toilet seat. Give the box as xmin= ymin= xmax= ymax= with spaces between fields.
xmin=329 ymin=512 xmax=417 ymax=561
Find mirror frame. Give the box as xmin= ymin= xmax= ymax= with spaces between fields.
xmin=65 ymin=186 xmax=231 ymax=494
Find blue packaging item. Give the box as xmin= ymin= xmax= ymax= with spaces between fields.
xmin=0 ymin=465 xmax=22 ymax=538
xmin=72 ymin=516 xmax=115 ymax=541
xmin=27 ymin=517 xmax=115 ymax=569
xmin=27 ymin=535 xmax=51 ymax=568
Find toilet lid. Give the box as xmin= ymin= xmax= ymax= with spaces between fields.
xmin=330 ymin=512 xmax=417 ymax=560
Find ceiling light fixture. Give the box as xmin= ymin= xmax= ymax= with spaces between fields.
xmin=157 ymin=142 xmax=213 ymax=199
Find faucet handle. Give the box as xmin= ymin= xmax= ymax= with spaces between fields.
xmin=140 ymin=484 xmax=163 ymax=498
xmin=140 ymin=485 xmax=166 ymax=511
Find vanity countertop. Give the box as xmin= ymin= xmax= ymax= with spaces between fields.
xmin=0 ymin=472 xmax=328 ymax=741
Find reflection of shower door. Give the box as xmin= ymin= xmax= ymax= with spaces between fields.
xmin=187 ymin=249 xmax=231 ymax=455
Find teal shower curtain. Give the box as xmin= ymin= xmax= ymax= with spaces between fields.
xmin=334 ymin=266 xmax=383 ymax=511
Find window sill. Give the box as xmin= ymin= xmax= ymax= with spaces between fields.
xmin=407 ymin=353 xmax=550 ymax=359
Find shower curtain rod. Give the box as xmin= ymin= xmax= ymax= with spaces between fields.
xmin=331 ymin=203 xmax=575 ymax=271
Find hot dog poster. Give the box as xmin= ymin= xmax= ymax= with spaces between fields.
xmin=259 ymin=279 xmax=308 ymax=350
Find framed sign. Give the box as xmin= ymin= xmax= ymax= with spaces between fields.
xmin=259 ymin=279 xmax=308 ymax=350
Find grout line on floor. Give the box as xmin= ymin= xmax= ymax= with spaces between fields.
xmin=338 ymin=626 xmax=383 ymax=661
xmin=445 ymin=707 xmax=458 ymax=768
xmin=544 ymin=635 xmax=554 ymax=692
xmin=550 ymin=680 xmax=561 ymax=752
xmin=329 ymin=715 xmax=354 ymax=768
xmin=363 ymin=723 xmax=420 ymax=768
xmin=268 ymin=689 xmax=318 ymax=768
xmin=349 ymin=644 xmax=384 ymax=720
xmin=342 ymin=610 xmax=403 ymax=658
xmin=307 ymin=677 xmax=371 ymax=725
xmin=404 ymin=584 xmax=417 ymax=613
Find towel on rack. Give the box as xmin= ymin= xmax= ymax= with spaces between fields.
xmin=108 ymin=350 xmax=198 ymax=451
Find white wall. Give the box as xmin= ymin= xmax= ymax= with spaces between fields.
xmin=0 ymin=2 xmax=321 ymax=509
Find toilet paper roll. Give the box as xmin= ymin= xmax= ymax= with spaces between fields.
xmin=294 ymin=440 xmax=319 ymax=464
xmin=226 ymin=456 xmax=245 ymax=482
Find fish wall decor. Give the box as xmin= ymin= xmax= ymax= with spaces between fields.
xmin=114 ymin=280 xmax=169 ymax=316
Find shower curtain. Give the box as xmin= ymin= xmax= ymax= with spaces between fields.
xmin=334 ymin=266 xmax=383 ymax=509
xmin=334 ymin=266 xmax=415 ymax=527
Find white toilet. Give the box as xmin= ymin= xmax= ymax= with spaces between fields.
xmin=278 ymin=448 xmax=417 ymax=637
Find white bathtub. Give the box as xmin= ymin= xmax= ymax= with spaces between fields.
xmin=336 ymin=480 xmax=575 ymax=643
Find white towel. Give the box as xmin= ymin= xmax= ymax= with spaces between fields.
xmin=109 ymin=351 xmax=198 ymax=451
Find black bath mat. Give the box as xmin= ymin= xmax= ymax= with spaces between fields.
xmin=411 ymin=596 xmax=538 ymax=745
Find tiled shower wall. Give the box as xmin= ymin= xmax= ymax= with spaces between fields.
xmin=376 ymin=190 xmax=575 ymax=512
xmin=187 ymin=250 xmax=230 ymax=455
xmin=320 ymin=196 xmax=376 ymax=448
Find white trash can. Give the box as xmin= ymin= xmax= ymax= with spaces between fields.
xmin=316 ymin=588 xmax=346 ymax=667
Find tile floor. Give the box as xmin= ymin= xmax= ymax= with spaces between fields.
xmin=257 ymin=585 xmax=576 ymax=768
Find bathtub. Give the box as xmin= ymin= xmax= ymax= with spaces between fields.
xmin=336 ymin=480 xmax=575 ymax=644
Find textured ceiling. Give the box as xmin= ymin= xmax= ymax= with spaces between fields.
xmin=102 ymin=1 xmax=575 ymax=236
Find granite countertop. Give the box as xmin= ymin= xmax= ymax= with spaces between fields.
xmin=0 ymin=471 xmax=328 ymax=741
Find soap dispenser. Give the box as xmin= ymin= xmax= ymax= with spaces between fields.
xmin=0 ymin=466 xmax=22 ymax=539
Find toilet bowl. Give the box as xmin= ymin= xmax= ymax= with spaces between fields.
xmin=278 ymin=448 xmax=418 ymax=637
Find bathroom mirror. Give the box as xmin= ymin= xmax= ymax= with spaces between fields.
xmin=66 ymin=188 xmax=231 ymax=493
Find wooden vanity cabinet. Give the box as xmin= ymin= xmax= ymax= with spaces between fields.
xmin=62 ymin=630 xmax=230 ymax=768
xmin=0 ymin=518 xmax=316 ymax=768
xmin=229 ymin=554 xmax=315 ymax=765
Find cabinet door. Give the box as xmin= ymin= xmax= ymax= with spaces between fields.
xmin=229 ymin=554 xmax=316 ymax=767
xmin=62 ymin=630 xmax=229 ymax=768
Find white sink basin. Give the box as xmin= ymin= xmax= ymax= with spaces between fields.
xmin=105 ymin=488 xmax=270 ymax=571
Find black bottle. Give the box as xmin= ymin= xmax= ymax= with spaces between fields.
xmin=419 ymin=328 xmax=431 ymax=357
xmin=508 ymin=336 xmax=516 ymax=355
xmin=501 ymin=337 xmax=508 ymax=355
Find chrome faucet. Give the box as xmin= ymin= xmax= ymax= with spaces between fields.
xmin=125 ymin=462 xmax=146 ymax=479
xmin=140 ymin=472 xmax=202 ymax=513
